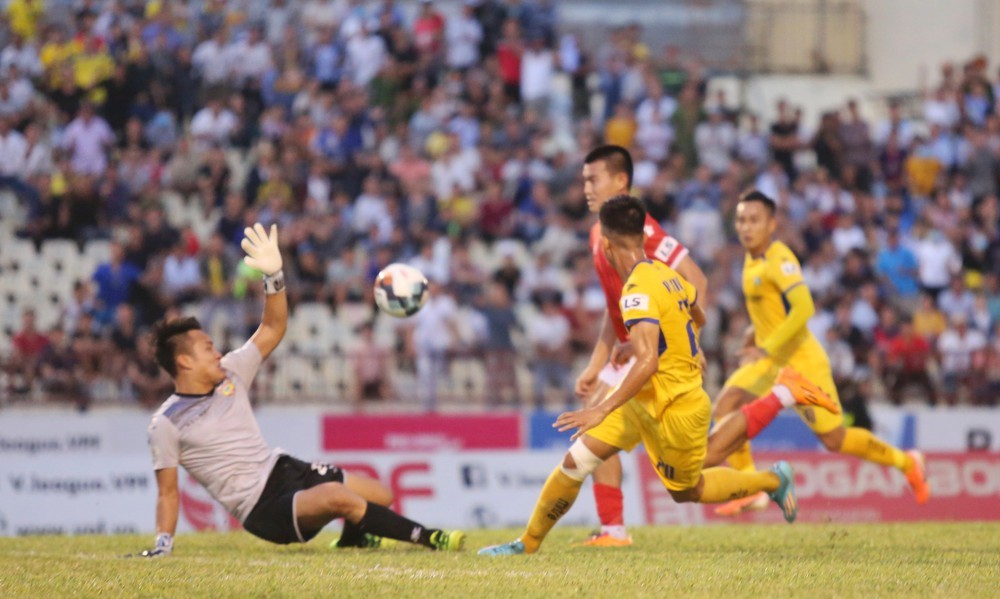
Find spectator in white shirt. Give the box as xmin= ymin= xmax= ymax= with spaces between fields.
xmin=738 ymin=113 xmax=770 ymax=168
xmin=636 ymin=80 xmax=677 ymax=127
xmin=23 ymin=122 xmax=52 ymax=178
xmin=61 ymin=103 xmax=115 ymax=177
xmin=410 ymin=281 xmax=460 ymax=411
xmin=162 ymin=242 xmax=202 ymax=305
xmin=446 ymin=3 xmax=483 ymax=70
xmin=190 ymin=97 xmax=238 ymax=149
xmin=0 ymin=35 xmax=42 ymax=78
xmin=937 ymin=312 xmax=986 ymax=405
xmin=831 ymin=212 xmax=867 ymax=256
xmin=913 ymin=228 xmax=961 ymax=297
xmin=0 ymin=116 xmax=27 ymax=177
xmin=520 ymin=36 xmax=553 ymax=107
xmin=937 ymin=276 xmax=976 ymax=321
xmin=192 ymin=28 xmax=231 ymax=87
xmin=695 ymin=109 xmax=737 ymax=175
xmin=527 ymin=293 xmax=573 ymax=409
xmin=352 ymin=176 xmax=393 ymax=241
xmin=345 ymin=24 xmax=387 ymax=87
xmin=226 ymin=26 xmax=274 ymax=86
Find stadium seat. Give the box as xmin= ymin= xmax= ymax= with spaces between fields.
xmin=83 ymin=239 xmax=112 ymax=262
xmin=1 ymin=238 xmax=38 ymax=273
xmin=40 ymin=239 xmax=81 ymax=280
xmin=287 ymin=305 xmax=335 ymax=357
xmin=337 ymin=302 xmax=373 ymax=333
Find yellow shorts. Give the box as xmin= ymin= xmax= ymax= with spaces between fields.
xmin=587 ymin=387 xmax=711 ymax=492
xmin=722 ymin=348 xmax=843 ymax=434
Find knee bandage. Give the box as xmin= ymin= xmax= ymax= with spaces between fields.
xmin=561 ymin=439 xmax=604 ymax=481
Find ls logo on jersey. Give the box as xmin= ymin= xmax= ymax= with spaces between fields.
xmin=219 ymin=380 xmax=235 ymax=396
xmin=621 ymin=293 xmax=649 ymax=311
xmin=780 ymin=261 xmax=799 ymax=276
xmin=654 ymin=237 xmax=679 ymax=263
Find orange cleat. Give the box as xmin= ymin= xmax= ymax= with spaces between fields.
xmin=776 ymin=367 xmax=840 ymax=414
xmin=905 ymin=450 xmax=930 ymax=505
xmin=574 ymin=532 xmax=634 ymax=548
xmin=713 ymin=491 xmax=770 ymax=517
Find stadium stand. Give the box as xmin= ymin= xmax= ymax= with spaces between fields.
xmin=0 ymin=0 xmax=997 ymax=412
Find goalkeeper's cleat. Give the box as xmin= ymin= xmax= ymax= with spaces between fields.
xmin=905 ymin=450 xmax=930 ymax=505
xmin=329 ymin=533 xmax=397 ymax=550
xmin=713 ymin=491 xmax=771 ymax=517
xmin=430 ymin=529 xmax=466 ymax=552
xmin=478 ymin=539 xmax=526 ymax=556
xmin=574 ymin=532 xmax=634 ymax=547
xmin=776 ymin=367 xmax=840 ymax=414
xmin=767 ymin=460 xmax=798 ymax=523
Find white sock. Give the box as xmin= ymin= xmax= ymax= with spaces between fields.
xmin=601 ymin=525 xmax=628 ymax=539
xmin=772 ymin=384 xmax=795 ymax=408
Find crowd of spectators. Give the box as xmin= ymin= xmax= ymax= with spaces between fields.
xmin=1 ymin=0 xmax=999 ymax=411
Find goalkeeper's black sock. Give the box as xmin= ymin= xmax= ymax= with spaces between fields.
xmin=335 ymin=521 xmax=367 ymax=548
xmin=356 ymin=502 xmax=438 ymax=549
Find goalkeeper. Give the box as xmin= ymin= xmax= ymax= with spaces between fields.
xmin=137 ymin=223 xmax=464 ymax=557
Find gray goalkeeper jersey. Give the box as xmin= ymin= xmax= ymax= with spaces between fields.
xmin=148 ymin=341 xmax=281 ymax=523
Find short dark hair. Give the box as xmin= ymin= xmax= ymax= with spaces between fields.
xmin=151 ymin=317 xmax=202 ymax=378
xmin=599 ymin=195 xmax=646 ymax=240
xmin=738 ymin=189 xmax=777 ymax=215
xmin=584 ymin=145 xmax=633 ymax=188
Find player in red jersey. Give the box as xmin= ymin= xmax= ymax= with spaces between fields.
xmin=575 ymin=145 xmax=708 ymax=546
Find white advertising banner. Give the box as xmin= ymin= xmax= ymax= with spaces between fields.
xmin=0 ymin=451 xmax=641 ymax=537
xmin=912 ymin=408 xmax=1000 ymax=451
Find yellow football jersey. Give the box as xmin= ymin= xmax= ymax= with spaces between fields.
xmin=742 ymin=241 xmax=816 ymax=358
xmin=620 ymin=260 xmax=702 ymax=415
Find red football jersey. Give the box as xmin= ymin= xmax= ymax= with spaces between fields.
xmin=590 ymin=215 xmax=689 ymax=342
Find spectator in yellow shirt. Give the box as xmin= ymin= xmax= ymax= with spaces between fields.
xmin=73 ymin=37 xmax=115 ymax=104
xmin=604 ymin=103 xmax=637 ymax=149
xmin=7 ymin=0 xmax=45 ymax=42
xmin=913 ymin=291 xmax=948 ymax=341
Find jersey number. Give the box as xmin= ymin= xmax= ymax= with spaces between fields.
xmin=685 ymin=320 xmax=698 ymax=357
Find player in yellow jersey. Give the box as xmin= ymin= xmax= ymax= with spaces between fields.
xmin=479 ymin=196 xmax=800 ymax=557
xmin=707 ymin=190 xmax=929 ymax=516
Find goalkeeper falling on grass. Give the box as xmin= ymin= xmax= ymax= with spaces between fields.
xmin=136 ymin=223 xmax=464 ymax=557
xmin=480 ymin=196 xmax=841 ymax=556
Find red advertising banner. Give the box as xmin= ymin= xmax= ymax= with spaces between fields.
xmin=638 ymin=452 xmax=1000 ymax=525
xmin=322 ymin=415 xmax=522 ymax=451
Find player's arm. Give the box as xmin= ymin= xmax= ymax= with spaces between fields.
xmin=647 ymin=227 xmax=709 ymax=302
xmin=557 ymin=319 xmax=659 ymax=440
xmin=758 ymin=283 xmax=814 ymax=356
xmin=674 ymin=256 xmax=708 ymax=309
xmin=576 ymin=310 xmax=617 ymax=396
xmin=138 ymin=467 xmax=178 ymax=557
xmin=242 ymin=223 xmax=287 ymax=360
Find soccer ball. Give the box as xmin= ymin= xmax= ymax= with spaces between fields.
xmin=373 ymin=263 xmax=429 ymax=318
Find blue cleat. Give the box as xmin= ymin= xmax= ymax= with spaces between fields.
xmin=768 ymin=460 xmax=798 ymax=523
xmin=478 ymin=539 xmax=526 ymax=556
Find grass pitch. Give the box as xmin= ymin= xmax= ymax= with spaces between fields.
xmin=1 ymin=523 xmax=998 ymax=598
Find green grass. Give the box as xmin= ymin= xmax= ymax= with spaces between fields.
xmin=1 ymin=524 xmax=998 ymax=598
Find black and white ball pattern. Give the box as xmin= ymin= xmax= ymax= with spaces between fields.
xmin=374 ymin=263 xmax=429 ymax=317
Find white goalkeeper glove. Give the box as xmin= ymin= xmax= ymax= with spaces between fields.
xmin=241 ymin=223 xmax=283 ymax=276
xmin=139 ymin=532 xmax=173 ymax=558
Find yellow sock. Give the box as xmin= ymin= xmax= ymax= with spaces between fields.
xmin=840 ymin=427 xmax=911 ymax=472
xmin=699 ymin=467 xmax=779 ymax=503
xmin=727 ymin=440 xmax=757 ymax=472
xmin=521 ymin=467 xmax=583 ymax=553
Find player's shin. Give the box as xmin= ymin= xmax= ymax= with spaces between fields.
xmin=521 ymin=440 xmax=603 ymax=553
xmin=354 ymin=502 xmax=440 ymax=549
xmin=697 ymin=467 xmax=780 ymax=503
xmin=839 ymin=427 xmax=910 ymax=471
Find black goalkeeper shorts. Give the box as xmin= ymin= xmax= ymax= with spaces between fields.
xmin=242 ymin=455 xmax=345 ymax=544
